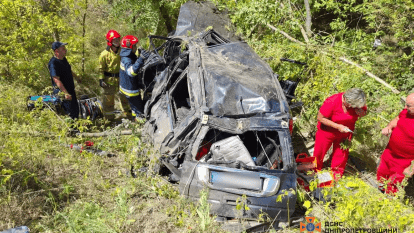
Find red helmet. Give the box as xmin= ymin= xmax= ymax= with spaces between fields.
xmin=121 ymin=35 xmax=139 ymax=49
xmin=106 ymin=30 xmax=121 ymax=47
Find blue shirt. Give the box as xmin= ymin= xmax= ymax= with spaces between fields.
xmin=48 ymin=57 xmax=75 ymax=95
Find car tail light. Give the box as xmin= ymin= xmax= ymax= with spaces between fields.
xmin=289 ymin=118 xmax=293 ymax=135
xmin=195 ymin=141 xmax=212 ymax=160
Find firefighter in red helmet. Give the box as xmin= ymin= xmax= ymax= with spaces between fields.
xmin=98 ymin=30 xmax=131 ymax=120
xmin=119 ymin=35 xmax=150 ymax=120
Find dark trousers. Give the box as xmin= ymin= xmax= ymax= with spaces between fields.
xmin=53 ymin=88 xmax=79 ymax=119
xmin=126 ymin=95 xmax=144 ymax=117
xmin=61 ymin=95 xmax=79 ymax=119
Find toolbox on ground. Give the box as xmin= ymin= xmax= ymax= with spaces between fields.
xmin=296 ymin=153 xmax=333 ymax=191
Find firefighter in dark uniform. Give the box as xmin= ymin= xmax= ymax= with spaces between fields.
xmin=119 ymin=35 xmax=150 ymax=120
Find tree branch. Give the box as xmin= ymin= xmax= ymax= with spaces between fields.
xmin=78 ymin=130 xmax=134 ymax=137
xmin=338 ymin=56 xmax=406 ymax=102
xmin=299 ymin=24 xmax=309 ymax=43
xmin=337 ymin=57 xmax=400 ymax=94
xmin=265 ymin=22 xmax=405 ymax=101
xmin=285 ymin=2 xmax=309 ymax=43
xmin=266 ymin=23 xmax=305 ymax=45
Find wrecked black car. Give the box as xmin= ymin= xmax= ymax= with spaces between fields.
xmin=139 ymin=1 xmax=298 ymax=225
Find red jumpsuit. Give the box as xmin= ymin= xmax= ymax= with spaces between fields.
xmin=313 ymin=93 xmax=366 ymax=179
xmin=377 ymin=109 xmax=414 ymax=193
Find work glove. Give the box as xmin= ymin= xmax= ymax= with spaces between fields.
xmin=139 ymin=49 xmax=151 ymax=60
xmin=99 ymin=79 xmax=107 ymax=88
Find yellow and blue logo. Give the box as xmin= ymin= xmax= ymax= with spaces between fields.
xmin=300 ymin=217 xmax=321 ymax=233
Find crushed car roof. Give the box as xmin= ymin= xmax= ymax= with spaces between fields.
xmin=200 ymin=42 xmax=287 ymax=117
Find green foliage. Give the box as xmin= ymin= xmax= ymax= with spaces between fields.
xmin=314 ymin=0 xmax=414 ymax=86
xmin=196 ymin=188 xmax=214 ymax=231
xmin=320 ymin=176 xmax=414 ymax=231
xmin=0 ymin=0 xmax=118 ymax=96
xmin=236 ymin=194 xmax=250 ymax=212
xmin=165 ymin=189 xmax=219 ymax=231
xmin=58 ymin=201 xmax=117 ymax=232
xmin=339 ymin=138 xmax=352 ymax=150
xmin=300 ymin=174 xmax=414 ymax=231
xmin=109 ymin=0 xmax=190 ymax=42
xmin=167 ymin=204 xmax=191 ymax=227
xmin=0 ymin=0 xmax=75 ymax=89
xmin=148 ymin=177 xmax=179 ymax=199
xmin=213 ymin=0 xmax=412 ymax=160
xmin=53 ymin=188 xmax=135 ymax=233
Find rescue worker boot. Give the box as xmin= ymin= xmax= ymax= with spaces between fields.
xmin=118 ymin=110 xmax=134 ymax=120
xmin=118 ymin=92 xmax=132 ymax=119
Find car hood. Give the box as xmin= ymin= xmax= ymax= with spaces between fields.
xmin=200 ymin=42 xmax=287 ymax=117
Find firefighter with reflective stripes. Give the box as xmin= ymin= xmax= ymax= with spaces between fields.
xmin=98 ymin=30 xmax=131 ymax=120
xmin=119 ymin=35 xmax=150 ymax=120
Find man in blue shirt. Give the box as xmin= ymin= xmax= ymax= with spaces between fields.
xmin=48 ymin=41 xmax=81 ymax=119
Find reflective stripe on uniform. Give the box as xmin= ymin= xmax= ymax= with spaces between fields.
xmin=119 ymin=86 xmax=141 ymax=97
xmin=128 ymin=66 xmax=137 ymax=76
xmin=120 ymin=64 xmax=125 ymax=71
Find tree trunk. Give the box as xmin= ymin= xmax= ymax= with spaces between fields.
xmin=159 ymin=4 xmax=173 ymax=33
xmin=82 ymin=12 xmax=86 ymax=74
xmin=132 ymin=15 xmax=136 ymax=32
xmin=151 ymin=0 xmax=173 ymax=34
xmin=38 ymin=0 xmax=61 ymax=41
xmin=304 ymin=0 xmax=312 ymax=38
xmin=53 ymin=29 xmax=60 ymax=42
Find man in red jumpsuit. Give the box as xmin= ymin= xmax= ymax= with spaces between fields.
xmin=313 ymin=88 xmax=367 ymax=179
xmin=377 ymin=93 xmax=414 ymax=193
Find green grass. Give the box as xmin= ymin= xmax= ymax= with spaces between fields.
xmin=0 ymin=82 xmax=220 ymax=232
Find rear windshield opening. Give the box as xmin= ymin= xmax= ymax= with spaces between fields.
xmin=195 ymin=129 xmax=283 ymax=170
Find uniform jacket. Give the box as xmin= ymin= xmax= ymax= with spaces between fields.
xmin=119 ymin=48 xmax=144 ymax=96
xmin=98 ymin=47 xmax=121 ymax=79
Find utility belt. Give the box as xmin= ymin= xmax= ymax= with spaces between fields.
xmin=103 ymin=72 xmax=120 ymax=86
